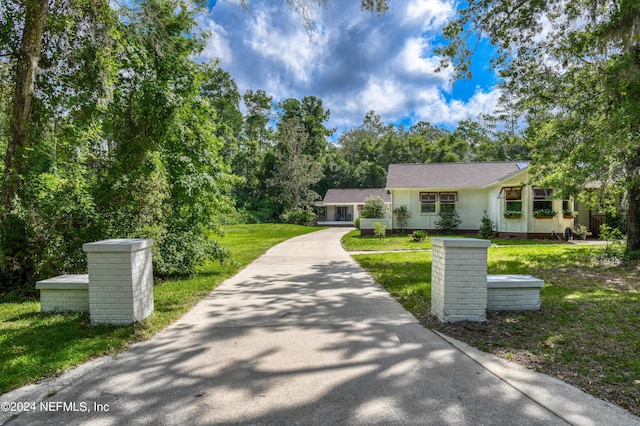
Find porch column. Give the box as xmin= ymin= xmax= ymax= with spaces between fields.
xmin=431 ymin=238 xmax=490 ymax=322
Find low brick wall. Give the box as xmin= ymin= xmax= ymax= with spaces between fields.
xmin=487 ymin=275 xmax=544 ymax=311
xmin=36 ymin=274 xmax=89 ymax=313
xmin=359 ymin=218 xmax=392 ymax=236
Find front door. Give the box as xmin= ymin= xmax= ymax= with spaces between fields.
xmin=336 ymin=206 xmax=348 ymax=221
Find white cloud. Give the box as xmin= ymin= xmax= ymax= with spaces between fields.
xmin=402 ymin=0 xmax=455 ymax=29
xmin=394 ymin=37 xmax=451 ymax=82
xmin=415 ymin=88 xmax=501 ymax=125
xmin=201 ymin=0 xmax=500 ymax=134
xmin=199 ymin=16 xmax=233 ymax=64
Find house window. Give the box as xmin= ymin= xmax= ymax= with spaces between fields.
xmin=357 ymin=204 xmax=363 ymax=211
xmin=439 ymin=192 xmax=458 ymax=213
xmin=420 ymin=192 xmax=437 ymax=213
xmin=498 ymin=186 xmax=522 ymax=200
xmin=500 ymin=186 xmax=522 ymax=213
xmin=532 ymin=187 xmax=553 ymax=212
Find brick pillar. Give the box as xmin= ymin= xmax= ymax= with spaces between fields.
xmin=431 ymin=238 xmax=490 ymax=323
xmin=83 ymin=239 xmax=154 ymax=325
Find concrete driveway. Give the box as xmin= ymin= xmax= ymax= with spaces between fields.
xmin=2 ymin=228 xmax=639 ymax=425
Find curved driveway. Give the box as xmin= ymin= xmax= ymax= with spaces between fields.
xmin=2 ymin=228 xmax=639 ymax=425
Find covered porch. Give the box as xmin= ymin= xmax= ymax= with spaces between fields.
xmin=316 ymin=205 xmax=356 ymax=226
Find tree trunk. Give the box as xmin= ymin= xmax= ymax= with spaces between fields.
xmin=1 ymin=0 xmax=48 ymax=214
xmin=627 ymin=184 xmax=640 ymax=252
xmin=0 ymin=0 xmax=48 ymax=289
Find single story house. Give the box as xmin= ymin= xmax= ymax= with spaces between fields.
xmin=386 ymin=161 xmax=577 ymax=238
xmin=316 ymin=188 xmax=391 ymax=226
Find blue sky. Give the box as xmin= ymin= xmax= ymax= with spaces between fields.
xmin=199 ymin=0 xmax=500 ymax=134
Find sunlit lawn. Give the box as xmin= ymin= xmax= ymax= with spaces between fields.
xmin=352 ymin=244 xmax=640 ymax=415
xmin=341 ymin=229 xmax=559 ymax=251
xmin=0 ymin=224 xmax=322 ymax=394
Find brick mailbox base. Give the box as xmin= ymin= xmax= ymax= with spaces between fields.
xmin=83 ymin=239 xmax=154 ymax=325
xmin=431 ymin=238 xmax=491 ymax=322
xmin=36 ymin=239 xmax=154 ymax=325
xmin=431 ymin=238 xmax=544 ymax=323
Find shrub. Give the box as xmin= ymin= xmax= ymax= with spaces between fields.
xmin=409 ymin=230 xmax=427 ymax=242
xmin=360 ymin=196 xmax=388 ymax=219
xmin=435 ymin=210 xmax=462 ymax=234
xmin=354 ymin=217 xmax=360 ymax=229
xmin=479 ymin=211 xmax=495 ymax=238
xmin=392 ymin=205 xmax=411 ymax=232
xmin=599 ymin=224 xmax=625 ymax=261
xmin=374 ymin=221 xmax=387 ymax=241
xmin=154 ymin=230 xmax=229 ymax=277
xmin=280 ymin=207 xmax=316 ymax=226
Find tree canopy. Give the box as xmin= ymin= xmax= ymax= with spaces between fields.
xmin=439 ymin=0 xmax=640 ymax=251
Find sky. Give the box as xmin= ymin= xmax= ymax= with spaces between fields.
xmin=199 ymin=0 xmax=500 ymax=135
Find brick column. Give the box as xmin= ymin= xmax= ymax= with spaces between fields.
xmin=431 ymin=238 xmax=490 ymax=322
xmin=83 ymin=239 xmax=154 ymax=325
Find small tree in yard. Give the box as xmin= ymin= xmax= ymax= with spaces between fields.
xmin=436 ymin=210 xmax=462 ymax=234
xmin=393 ymin=205 xmax=411 ymax=233
xmin=374 ymin=222 xmax=387 ymax=241
xmin=479 ymin=211 xmax=495 ymax=238
xmin=361 ymin=196 xmax=387 ymax=219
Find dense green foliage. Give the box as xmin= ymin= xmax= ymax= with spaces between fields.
xmin=360 ymin=195 xmax=388 ymax=219
xmin=409 ymin=230 xmax=427 ymax=242
xmin=0 ymin=0 xmax=237 ymax=291
xmin=435 ymin=210 xmax=462 ymax=234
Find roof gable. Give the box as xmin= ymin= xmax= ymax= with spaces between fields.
xmin=322 ymin=188 xmax=391 ymax=204
xmin=386 ymin=162 xmax=529 ymax=189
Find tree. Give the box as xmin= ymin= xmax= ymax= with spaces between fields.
xmin=360 ymin=195 xmax=387 ymax=219
xmin=270 ymin=117 xmax=323 ymax=217
xmin=0 ymin=0 xmax=236 ymax=289
xmin=278 ymin=96 xmax=333 ymax=158
xmin=439 ymin=1 xmax=640 ymax=252
xmin=1 ymin=0 xmax=48 ymax=214
xmin=0 ymin=0 xmax=116 ymax=287
xmin=95 ymin=0 xmax=233 ymax=276
xmin=243 ymin=89 xmax=273 ymax=149
xmin=200 ymin=62 xmax=243 ymax=162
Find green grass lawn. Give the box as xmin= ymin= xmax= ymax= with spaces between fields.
xmin=352 ymin=244 xmax=640 ymax=416
xmin=0 ymin=224 xmax=322 ymax=394
xmin=341 ymin=229 xmax=560 ymax=251
xmin=341 ymin=230 xmax=434 ymax=251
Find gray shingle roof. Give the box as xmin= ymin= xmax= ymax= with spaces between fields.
xmin=386 ymin=162 xmax=529 ymax=189
xmin=322 ymin=188 xmax=391 ymax=204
